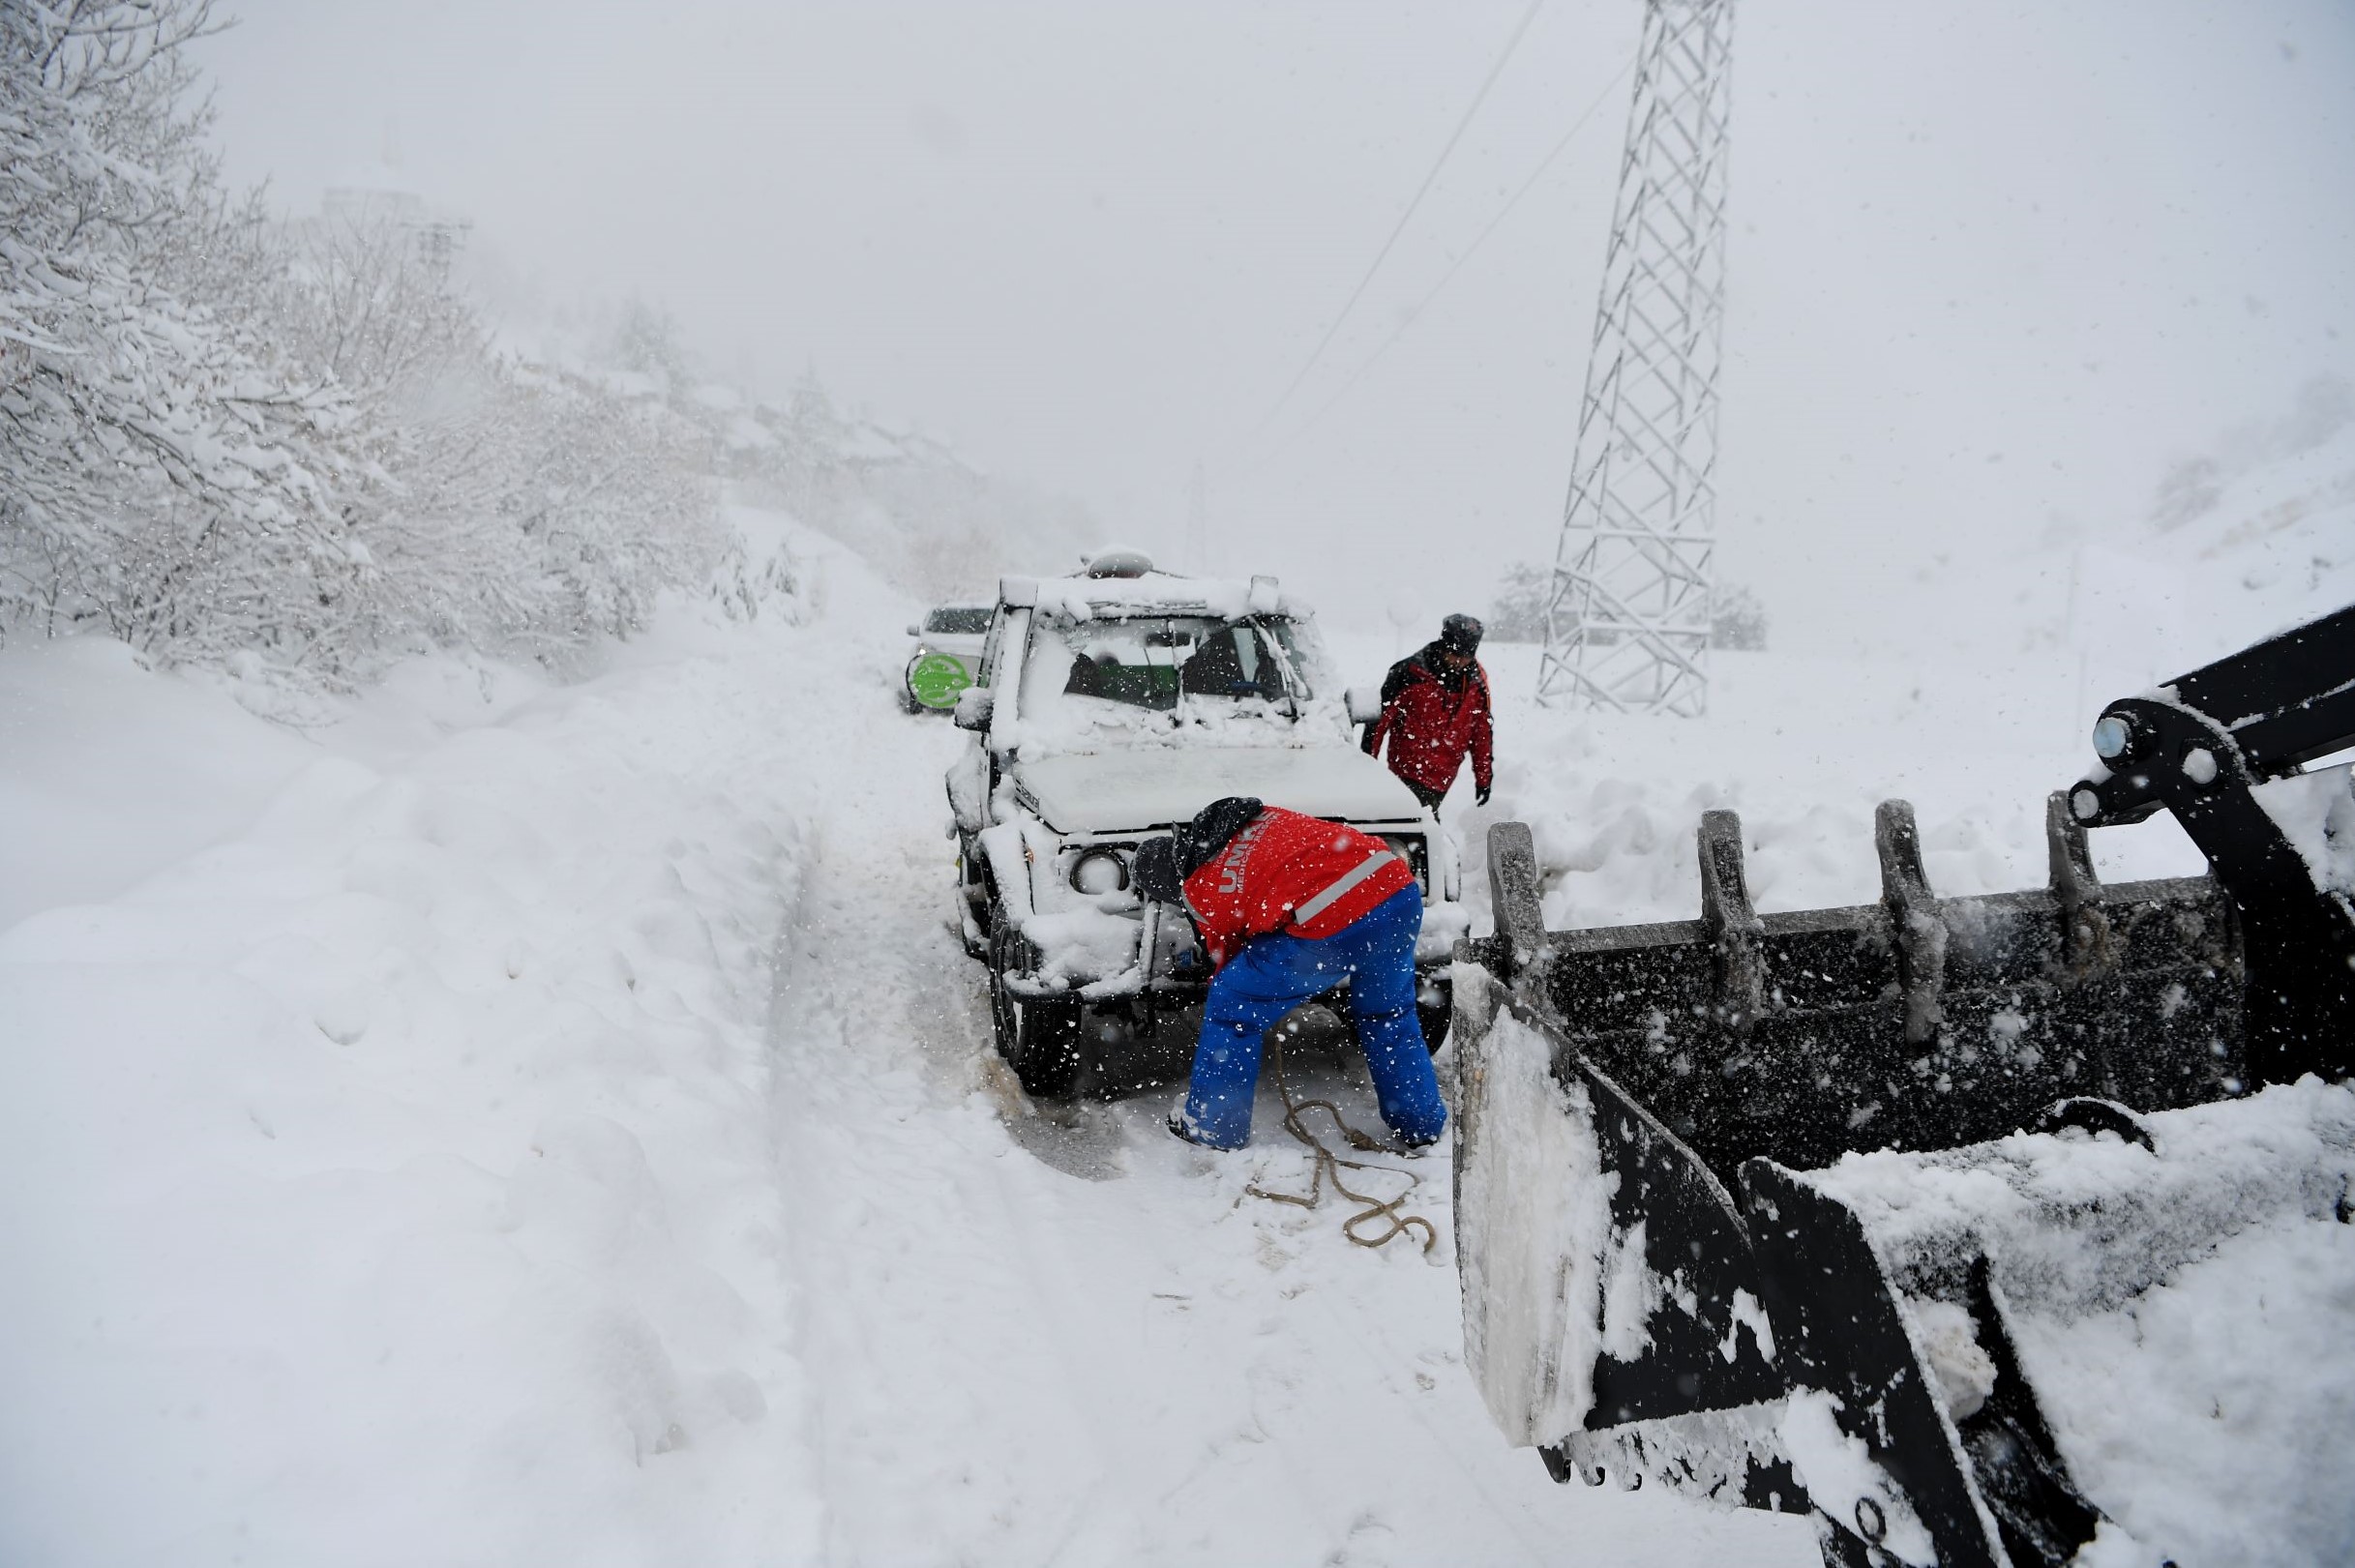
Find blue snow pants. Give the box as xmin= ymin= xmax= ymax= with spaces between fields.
xmin=1178 ymin=884 xmax=1447 ymax=1151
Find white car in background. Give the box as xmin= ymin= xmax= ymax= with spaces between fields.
xmin=944 ymin=549 xmax=1466 ymax=1100
xmin=901 ymin=604 xmax=993 ymax=713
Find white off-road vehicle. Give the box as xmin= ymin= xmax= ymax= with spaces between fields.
xmin=945 ymin=550 xmax=1468 ymax=1099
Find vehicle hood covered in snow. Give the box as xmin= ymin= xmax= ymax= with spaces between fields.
xmin=1013 ymin=744 xmax=1424 ymax=834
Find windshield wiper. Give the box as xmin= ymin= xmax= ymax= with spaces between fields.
xmin=1248 ymin=616 xmax=1305 ymax=722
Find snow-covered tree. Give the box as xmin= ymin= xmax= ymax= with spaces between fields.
xmin=1711 ymin=581 xmax=1769 ymax=651
xmin=2 ymin=5 xmax=728 ymax=687
xmin=1486 ymin=561 xmax=1550 ymax=642
xmin=2 ymin=2 xmax=1076 ymax=686
xmin=609 ymin=297 xmax=690 ymax=395
xmin=252 ymin=213 xmax=723 ymax=664
xmin=1485 ymin=561 xmax=1766 ymax=650
xmin=0 ymin=0 xmax=358 ymax=666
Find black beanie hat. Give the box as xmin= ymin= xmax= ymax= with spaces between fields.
xmin=1440 ymin=613 xmax=1483 ymax=654
xmin=1177 ymin=796 xmax=1265 ymax=875
xmin=1135 ymin=796 xmax=1265 ymax=902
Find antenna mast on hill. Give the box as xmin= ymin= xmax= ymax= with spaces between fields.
xmin=1537 ymin=0 xmax=1734 ymax=717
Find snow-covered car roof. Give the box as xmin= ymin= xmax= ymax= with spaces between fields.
xmin=918 ymin=604 xmax=993 ymax=634
xmin=999 ymin=568 xmax=1301 ymax=622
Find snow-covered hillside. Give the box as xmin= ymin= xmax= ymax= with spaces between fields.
xmin=2055 ymin=376 xmax=2355 ymax=705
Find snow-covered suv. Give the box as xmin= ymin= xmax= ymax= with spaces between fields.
xmin=945 ymin=551 xmax=1467 ymax=1099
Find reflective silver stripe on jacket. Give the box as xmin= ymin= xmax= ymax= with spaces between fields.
xmin=1291 ymin=850 xmax=1397 ymax=926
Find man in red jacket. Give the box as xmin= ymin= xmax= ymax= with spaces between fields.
xmin=1363 ymin=612 xmax=1494 ymax=813
xmin=1134 ymin=796 xmax=1447 ymax=1151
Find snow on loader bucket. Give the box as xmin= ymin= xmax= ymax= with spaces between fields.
xmin=1452 ymin=604 xmax=2355 ymax=1568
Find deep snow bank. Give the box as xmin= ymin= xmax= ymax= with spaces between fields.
xmin=0 ymin=636 xmax=318 ymax=930
xmin=0 ymin=592 xmax=827 ymax=1563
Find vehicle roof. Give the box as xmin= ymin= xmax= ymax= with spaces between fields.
xmin=999 ymin=571 xmax=1303 ymax=620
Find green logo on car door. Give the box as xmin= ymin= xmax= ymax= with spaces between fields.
xmin=908 ymin=653 xmax=972 ymax=709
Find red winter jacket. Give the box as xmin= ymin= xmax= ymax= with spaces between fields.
xmin=1363 ymin=647 xmax=1493 ymax=796
xmin=1180 ymin=806 xmax=1416 ymax=971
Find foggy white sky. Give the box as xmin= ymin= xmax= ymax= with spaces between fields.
xmin=196 ymin=1 xmax=2355 ymax=651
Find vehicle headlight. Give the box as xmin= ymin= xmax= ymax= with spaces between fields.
xmin=1069 ymin=847 xmax=1130 ymax=895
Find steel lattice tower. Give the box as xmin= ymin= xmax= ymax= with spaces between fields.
xmin=1537 ymin=0 xmax=1733 ymax=716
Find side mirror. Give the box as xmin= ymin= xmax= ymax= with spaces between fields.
xmin=906 ymin=623 xmax=922 ymax=637
xmin=1346 ymin=685 xmax=1382 ymax=725
xmin=953 ymin=687 xmax=996 ymax=732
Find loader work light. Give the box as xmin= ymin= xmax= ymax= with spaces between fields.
xmin=2091 ymin=713 xmax=2133 ymax=759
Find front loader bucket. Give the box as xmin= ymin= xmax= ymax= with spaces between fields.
xmin=1451 ymin=608 xmax=2355 ymax=1562
xmin=1453 ymin=813 xmax=2355 ymax=1566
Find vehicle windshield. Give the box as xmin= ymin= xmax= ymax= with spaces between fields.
xmin=925 ymin=606 xmax=993 ymax=636
xmin=1021 ymin=613 xmax=1313 ymax=717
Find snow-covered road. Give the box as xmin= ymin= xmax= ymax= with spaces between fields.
xmin=0 ymin=519 xmax=1815 ymax=1565
xmin=749 ymin=536 xmax=1816 ymax=1564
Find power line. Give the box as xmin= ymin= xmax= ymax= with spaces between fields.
xmin=1256 ymin=0 xmax=1546 ymax=432
xmin=1272 ymin=48 xmax=1637 ymax=455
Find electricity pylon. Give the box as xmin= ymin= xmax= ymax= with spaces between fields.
xmin=1537 ymin=0 xmax=1734 ymax=716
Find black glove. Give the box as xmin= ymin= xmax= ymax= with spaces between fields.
xmin=1476 ymin=784 xmax=1492 ymax=807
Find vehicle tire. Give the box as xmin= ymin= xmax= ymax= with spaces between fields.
xmin=955 ymin=849 xmax=989 ymax=961
xmin=989 ymin=918 xmax=1086 ymax=1099
xmin=1416 ymin=974 xmax=1453 ymax=1056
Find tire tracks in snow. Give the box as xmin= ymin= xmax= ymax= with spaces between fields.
xmin=760 ymin=642 xmax=1113 ymax=1559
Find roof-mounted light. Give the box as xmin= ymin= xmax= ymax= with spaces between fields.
xmin=1084 ymin=548 xmax=1154 ymax=579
